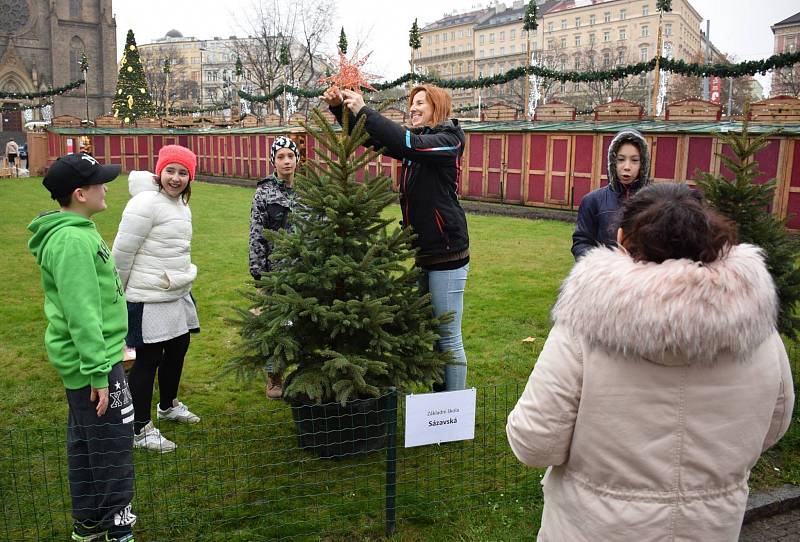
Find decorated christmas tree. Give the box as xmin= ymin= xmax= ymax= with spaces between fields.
xmin=113 ymin=29 xmax=153 ymax=123
xmin=229 ymin=111 xmax=449 ymax=405
xmin=696 ymin=116 xmax=800 ymax=338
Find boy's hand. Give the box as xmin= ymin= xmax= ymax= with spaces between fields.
xmin=91 ymin=387 xmax=109 ymax=417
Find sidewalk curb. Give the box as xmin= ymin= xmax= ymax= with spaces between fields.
xmin=744 ymin=485 xmax=800 ymax=524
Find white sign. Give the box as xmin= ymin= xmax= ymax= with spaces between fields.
xmin=404 ymin=388 xmax=477 ymax=448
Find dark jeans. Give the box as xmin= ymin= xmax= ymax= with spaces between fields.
xmin=128 ymin=333 xmax=190 ymax=433
xmin=65 ymin=362 xmax=136 ymax=535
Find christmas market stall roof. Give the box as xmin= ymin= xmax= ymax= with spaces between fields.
xmin=47 ymin=120 xmax=800 ymax=136
xmin=46 ymin=125 xmax=308 ymax=136
xmin=454 ymin=120 xmax=800 ymax=135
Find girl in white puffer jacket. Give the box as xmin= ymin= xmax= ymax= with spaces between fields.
xmin=112 ymin=145 xmax=201 ymax=453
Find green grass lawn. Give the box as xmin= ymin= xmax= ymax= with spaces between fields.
xmin=0 ymin=177 xmax=797 ymax=541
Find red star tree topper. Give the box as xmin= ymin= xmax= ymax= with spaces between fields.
xmin=319 ymin=51 xmax=379 ymax=93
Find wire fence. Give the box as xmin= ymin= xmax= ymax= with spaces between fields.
xmin=0 ymin=384 xmax=542 ymax=541
xmin=3 ymin=346 xmax=799 ymax=542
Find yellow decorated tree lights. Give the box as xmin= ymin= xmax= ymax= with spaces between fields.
xmin=113 ymin=29 xmax=154 ymax=123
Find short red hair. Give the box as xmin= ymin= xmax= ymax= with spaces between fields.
xmin=408 ymin=85 xmax=452 ymax=127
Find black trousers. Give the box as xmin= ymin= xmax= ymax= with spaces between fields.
xmin=65 ymin=362 xmax=136 ymax=533
xmin=128 ymin=333 xmax=190 ymax=433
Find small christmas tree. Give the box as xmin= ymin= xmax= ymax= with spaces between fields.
xmin=409 ymin=19 xmax=421 ymax=77
xmin=523 ymin=0 xmax=539 ymax=32
xmin=229 ymin=111 xmax=449 ymax=405
xmin=696 ymin=116 xmax=800 ymax=338
xmin=338 ymin=27 xmax=348 ymax=55
xmin=409 ymin=19 xmax=421 ymax=51
xmin=113 ymin=29 xmax=154 ymax=123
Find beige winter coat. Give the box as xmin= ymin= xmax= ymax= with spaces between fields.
xmin=507 ymin=244 xmax=794 ymax=542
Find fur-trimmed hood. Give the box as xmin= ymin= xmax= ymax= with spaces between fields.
xmin=552 ymin=244 xmax=778 ymax=364
xmin=607 ymin=129 xmax=650 ymax=191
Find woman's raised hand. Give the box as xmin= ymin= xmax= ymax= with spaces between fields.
xmin=321 ymin=86 xmax=343 ymax=107
xmin=341 ymin=89 xmax=365 ymax=116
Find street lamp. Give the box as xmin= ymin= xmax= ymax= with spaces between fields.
xmin=199 ymin=45 xmax=207 ymax=108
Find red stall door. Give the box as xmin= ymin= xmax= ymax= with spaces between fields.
xmin=784 ymin=140 xmax=800 ymax=230
xmin=466 ymin=133 xmax=485 ymax=199
xmin=526 ymin=134 xmax=548 ymax=205
xmin=546 ymin=136 xmax=572 ymax=206
xmin=464 ymin=134 xmax=521 ymax=202
xmin=572 ymin=134 xmax=594 ymax=207
xmin=504 ymin=134 xmax=524 ymax=203
xmin=485 ymin=136 xmax=503 ymax=200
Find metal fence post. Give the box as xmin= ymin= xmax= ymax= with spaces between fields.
xmin=385 ymin=388 xmax=398 ymax=537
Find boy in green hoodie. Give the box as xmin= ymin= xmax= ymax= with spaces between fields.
xmin=28 ymin=153 xmax=136 ymax=542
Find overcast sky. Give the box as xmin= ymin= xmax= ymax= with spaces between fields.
xmin=114 ymin=0 xmax=799 ymax=95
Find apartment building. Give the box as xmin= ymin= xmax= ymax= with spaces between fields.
xmin=417 ymin=0 xmax=708 ymax=111
xmin=770 ymin=11 xmax=800 ymax=97
xmin=415 ymin=7 xmax=495 ymax=109
xmin=139 ymin=31 xmax=251 ymax=110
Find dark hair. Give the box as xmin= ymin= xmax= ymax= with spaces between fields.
xmin=54 ymin=186 xmax=92 ymax=207
xmin=154 ymin=174 xmax=192 ymax=204
xmin=618 ymin=183 xmax=738 ymax=264
xmin=54 ymin=191 xmax=75 ymax=207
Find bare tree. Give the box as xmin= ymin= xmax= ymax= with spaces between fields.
xmin=581 ymin=46 xmax=641 ymax=108
xmin=232 ymin=0 xmax=335 ymax=117
xmin=668 ymin=52 xmax=765 ymax=115
xmin=773 ymin=65 xmax=800 ymax=97
xmin=141 ymin=46 xmax=200 ymax=112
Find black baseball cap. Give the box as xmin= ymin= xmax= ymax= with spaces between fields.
xmin=42 ymin=153 xmax=121 ymax=199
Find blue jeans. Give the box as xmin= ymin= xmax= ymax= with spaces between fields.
xmin=419 ymin=263 xmax=469 ymax=391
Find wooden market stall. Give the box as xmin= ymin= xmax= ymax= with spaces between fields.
xmin=44 ymin=98 xmax=800 ymax=229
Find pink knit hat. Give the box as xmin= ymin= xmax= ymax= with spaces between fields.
xmin=155 ymin=145 xmax=197 ymax=181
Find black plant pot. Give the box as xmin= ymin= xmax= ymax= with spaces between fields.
xmin=290 ymin=395 xmax=388 ymax=459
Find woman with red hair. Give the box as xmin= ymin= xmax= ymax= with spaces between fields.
xmin=322 ymin=85 xmax=471 ymax=391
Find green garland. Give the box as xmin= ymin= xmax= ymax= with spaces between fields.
xmin=1 ymin=100 xmax=54 ymax=112
xmin=0 ymin=78 xmax=85 ymax=99
xmin=239 ymin=51 xmax=800 ymax=104
xmin=155 ymin=104 xmax=231 ymax=115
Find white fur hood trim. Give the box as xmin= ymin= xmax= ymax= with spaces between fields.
xmin=552 ymin=244 xmax=778 ymax=363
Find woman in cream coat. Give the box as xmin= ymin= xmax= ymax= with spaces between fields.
xmin=113 ymin=145 xmax=201 ymax=453
xmin=507 ymin=183 xmax=794 ymax=541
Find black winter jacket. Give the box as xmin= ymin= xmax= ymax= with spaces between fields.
xmin=331 ymin=105 xmax=469 ymax=265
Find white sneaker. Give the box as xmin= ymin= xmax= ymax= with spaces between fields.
xmin=133 ymin=421 xmax=176 ymax=453
xmin=157 ymin=399 xmax=201 ymax=424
